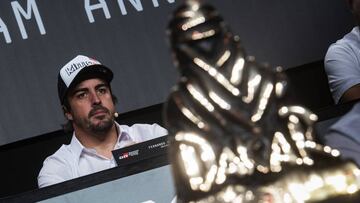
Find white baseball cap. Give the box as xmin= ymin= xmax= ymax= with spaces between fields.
xmin=57 ymin=55 xmax=113 ymax=105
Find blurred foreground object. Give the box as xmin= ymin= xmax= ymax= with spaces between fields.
xmin=164 ymin=0 xmax=360 ymax=202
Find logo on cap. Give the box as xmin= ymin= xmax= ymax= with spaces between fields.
xmin=65 ymin=61 xmax=97 ymax=76
xmin=60 ymin=55 xmax=102 ymax=87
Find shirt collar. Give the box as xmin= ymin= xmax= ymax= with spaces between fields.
xmin=114 ymin=123 xmax=135 ymax=149
xmin=69 ymin=133 xmax=85 ymax=163
xmin=69 ymin=122 xmax=135 ymax=161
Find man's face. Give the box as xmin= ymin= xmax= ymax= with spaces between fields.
xmin=66 ymin=78 xmax=116 ymax=136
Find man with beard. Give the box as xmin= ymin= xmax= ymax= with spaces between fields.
xmin=37 ymin=55 xmax=167 ymax=188
xmin=325 ymin=0 xmax=360 ymax=104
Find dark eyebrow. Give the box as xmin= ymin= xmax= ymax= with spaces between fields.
xmin=69 ymin=82 xmax=109 ymax=97
xmin=70 ymin=88 xmax=88 ymax=96
xmin=95 ymin=83 xmax=109 ymax=90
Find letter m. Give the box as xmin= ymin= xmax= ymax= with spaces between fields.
xmin=11 ymin=0 xmax=46 ymax=39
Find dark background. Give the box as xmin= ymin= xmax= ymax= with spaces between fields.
xmin=0 ymin=0 xmax=353 ymax=145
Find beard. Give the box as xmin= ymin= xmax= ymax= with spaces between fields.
xmin=73 ymin=105 xmax=115 ymax=137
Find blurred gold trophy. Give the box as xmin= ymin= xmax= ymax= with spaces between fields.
xmin=164 ymin=0 xmax=360 ymax=202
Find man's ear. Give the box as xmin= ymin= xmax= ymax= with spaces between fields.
xmin=65 ymin=112 xmax=73 ymax=121
xmin=62 ymin=105 xmax=73 ymax=121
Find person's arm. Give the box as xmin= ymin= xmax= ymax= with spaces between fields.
xmin=37 ymin=155 xmax=71 ymax=188
xmin=339 ymin=83 xmax=360 ymax=103
xmin=324 ymin=44 xmax=360 ymax=104
xmin=324 ymin=102 xmax=360 ymax=165
xmin=151 ymin=123 xmax=168 ymax=137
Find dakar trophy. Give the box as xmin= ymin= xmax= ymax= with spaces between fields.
xmin=163 ymin=0 xmax=360 ymax=202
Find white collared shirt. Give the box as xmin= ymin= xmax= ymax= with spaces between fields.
xmin=37 ymin=122 xmax=168 ymax=188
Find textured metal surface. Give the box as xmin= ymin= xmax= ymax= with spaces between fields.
xmin=164 ymin=0 xmax=360 ymax=202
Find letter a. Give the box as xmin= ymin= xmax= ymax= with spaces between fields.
xmin=0 ymin=18 xmax=11 ymax=43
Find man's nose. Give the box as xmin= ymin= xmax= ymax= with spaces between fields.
xmin=90 ymin=91 xmax=101 ymax=105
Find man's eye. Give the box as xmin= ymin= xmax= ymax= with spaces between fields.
xmin=76 ymin=92 xmax=87 ymax=99
xmin=98 ymin=88 xmax=107 ymax=94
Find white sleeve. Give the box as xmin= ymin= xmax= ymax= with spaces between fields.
xmin=151 ymin=123 xmax=168 ymax=138
xmin=129 ymin=123 xmax=168 ymax=142
xmin=37 ymin=153 xmax=72 ymax=188
xmin=324 ymin=43 xmax=360 ymax=103
xmin=324 ymin=102 xmax=360 ymax=165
